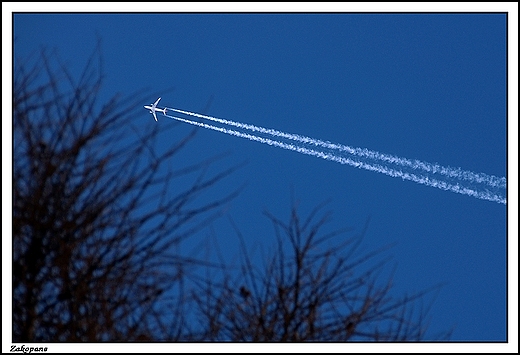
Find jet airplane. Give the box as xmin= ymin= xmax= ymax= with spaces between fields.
xmin=144 ymin=97 xmax=167 ymax=121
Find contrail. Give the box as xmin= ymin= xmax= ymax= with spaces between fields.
xmin=166 ymin=107 xmax=506 ymax=190
xmin=164 ymin=112 xmax=506 ymax=205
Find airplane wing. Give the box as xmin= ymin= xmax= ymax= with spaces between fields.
xmin=153 ymin=97 xmax=161 ymax=107
xmin=152 ymin=111 xmax=158 ymax=121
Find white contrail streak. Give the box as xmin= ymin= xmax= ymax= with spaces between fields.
xmin=164 ymin=112 xmax=506 ymax=205
xmin=166 ymin=107 xmax=506 ymax=190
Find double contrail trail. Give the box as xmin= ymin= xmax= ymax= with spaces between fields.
xmin=163 ymin=108 xmax=506 ymax=205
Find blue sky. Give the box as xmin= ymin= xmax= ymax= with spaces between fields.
xmin=5 ymin=3 xmax=518 ymax=350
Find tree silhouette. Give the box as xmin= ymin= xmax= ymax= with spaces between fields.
xmin=13 ymin=45 xmax=241 ymax=341
xmin=189 ymin=201 xmax=451 ymax=341
xmin=13 ymin=45 xmax=450 ymax=342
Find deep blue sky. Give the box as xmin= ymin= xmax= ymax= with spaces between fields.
xmin=7 ymin=6 xmax=515 ymax=347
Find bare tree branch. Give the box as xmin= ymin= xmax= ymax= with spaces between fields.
xmin=13 ymin=45 xmax=241 ymax=341
xmin=190 ymin=202 xmax=451 ymax=341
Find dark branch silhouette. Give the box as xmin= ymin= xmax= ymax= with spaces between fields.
xmin=13 ymin=45 xmax=242 ymax=341
xmin=189 ymin=201 xmax=451 ymax=341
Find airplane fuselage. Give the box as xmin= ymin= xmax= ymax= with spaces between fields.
xmin=144 ymin=106 xmax=167 ymax=114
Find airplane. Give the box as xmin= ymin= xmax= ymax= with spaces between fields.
xmin=144 ymin=97 xmax=167 ymax=121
